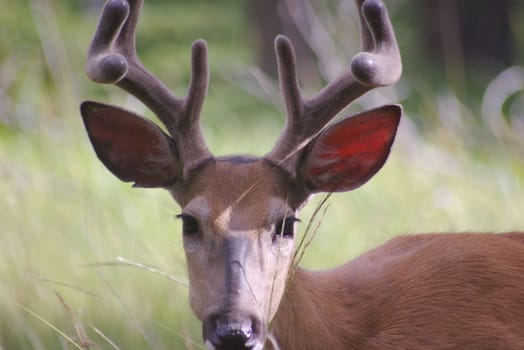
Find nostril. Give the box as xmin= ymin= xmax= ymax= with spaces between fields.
xmin=216 ymin=320 xmax=253 ymax=344
xmin=204 ymin=315 xmax=261 ymax=350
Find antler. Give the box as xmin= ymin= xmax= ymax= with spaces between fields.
xmin=86 ymin=0 xmax=212 ymax=172
xmin=266 ymin=0 xmax=402 ymax=174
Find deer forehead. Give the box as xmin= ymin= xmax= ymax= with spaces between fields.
xmin=173 ymin=158 xmax=303 ymax=230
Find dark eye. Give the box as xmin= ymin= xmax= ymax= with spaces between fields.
xmin=273 ymin=216 xmax=297 ymax=240
xmin=176 ymin=214 xmax=200 ymax=236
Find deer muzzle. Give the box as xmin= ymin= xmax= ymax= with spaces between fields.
xmin=202 ymin=237 xmax=268 ymax=349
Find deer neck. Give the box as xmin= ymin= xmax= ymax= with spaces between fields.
xmin=269 ymin=266 xmax=365 ymax=350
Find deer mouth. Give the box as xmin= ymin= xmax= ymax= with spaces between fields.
xmin=205 ymin=340 xmax=264 ymax=350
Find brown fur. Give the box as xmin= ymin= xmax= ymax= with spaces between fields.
xmin=271 ymin=233 xmax=524 ymax=350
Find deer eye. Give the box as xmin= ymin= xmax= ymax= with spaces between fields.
xmin=273 ymin=216 xmax=297 ymax=240
xmin=177 ymin=214 xmax=200 ymax=236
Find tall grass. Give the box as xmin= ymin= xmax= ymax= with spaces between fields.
xmin=1 ymin=0 xmax=523 ymax=348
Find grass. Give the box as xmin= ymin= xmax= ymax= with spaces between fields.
xmin=1 ymin=0 xmax=524 ymax=349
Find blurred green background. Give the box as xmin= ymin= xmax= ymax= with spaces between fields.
xmin=1 ymin=0 xmax=524 ymax=348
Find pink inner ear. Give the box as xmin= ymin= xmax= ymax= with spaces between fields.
xmin=305 ymin=105 xmax=401 ymax=192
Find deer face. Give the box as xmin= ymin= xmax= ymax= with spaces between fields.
xmin=173 ymin=159 xmax=305 ymax=348
xmin=81 ymin=0 xmax=401 ymax=348
xmin=81 ymin=101 xmax=401 ymax=349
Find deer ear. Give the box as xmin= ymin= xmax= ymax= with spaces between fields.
xmin=80 ymin=101 xmax=180 ymax=188
xmin=301 ymin=104 xmax=401 ymax=193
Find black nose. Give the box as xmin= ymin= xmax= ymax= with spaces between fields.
xmin=203 ymin=314 xmax=261 ymax=350
xmin=217 ymin=320 xmax=252 ymax=347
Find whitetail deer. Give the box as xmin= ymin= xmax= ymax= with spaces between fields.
xmin=80 ymin=0 xmax=524 ymax=349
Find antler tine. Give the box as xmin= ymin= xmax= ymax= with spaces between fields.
xmin=266 ymin=0 xmax=401 ymax=174
xmin=86 ymin=0 xmax=212 ymax=171
xmin=352 ymin=0 xmax=401 ymax=86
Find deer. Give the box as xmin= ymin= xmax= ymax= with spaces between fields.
xmin=80 ymin=0 xmax=524 ymax=349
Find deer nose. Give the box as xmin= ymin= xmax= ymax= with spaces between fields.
xmin=203 ymin=314 xmax=262 ymax=350
xmin=216 ymin=320 xmax=252 ymax=346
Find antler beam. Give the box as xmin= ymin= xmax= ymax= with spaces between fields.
xmin=86 ymin=0 xmax=212 ymax=172
xmin=266 ymin=0 xmax=402 ymax=174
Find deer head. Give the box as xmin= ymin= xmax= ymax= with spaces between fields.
xmin=80 ymin=0 xmax=401 ymax=349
